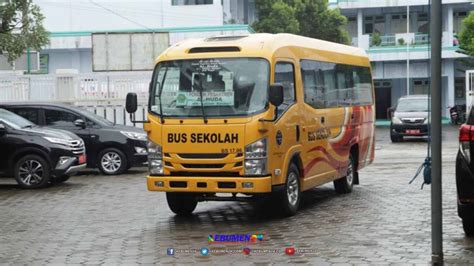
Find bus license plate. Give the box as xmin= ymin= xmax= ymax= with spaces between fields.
xmin=406 ymin=129 xmax=420 ymax=135
xmin=78 ymin=154 xmax=86 ymax=164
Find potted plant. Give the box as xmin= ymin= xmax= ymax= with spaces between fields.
xmin=371 ymin=32 xmax=382 ymax=46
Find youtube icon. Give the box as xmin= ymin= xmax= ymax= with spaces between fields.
xmin=285 ymin=247 xmax=295 ymax=255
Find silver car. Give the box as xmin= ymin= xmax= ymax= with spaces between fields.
xmin=390 ymin=95 xmax=430 ymax=142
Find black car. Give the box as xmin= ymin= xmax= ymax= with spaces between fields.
xmin=457 ymin=108 xmax=474 ymax=237
xmin=0 ymin=108 xmax=86 ymax=188
xmin=0 ymin=103 xmax=147 ymax=175
xmin=390 ymin=95 xmax=430 ymax=142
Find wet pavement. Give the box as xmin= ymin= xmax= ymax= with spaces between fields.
xmin=0 ymin=125 xmax=473 ymax=265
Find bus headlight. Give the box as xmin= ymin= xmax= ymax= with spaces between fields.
xmin=147 ymin=140 xmax=163 ymax=175
xmin=244 ymin=138 xmax=267 ymax=175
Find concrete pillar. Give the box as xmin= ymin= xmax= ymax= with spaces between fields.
xmin=385 ymin=13 xmax=392 ymax=35
xmin=444 ymin=59 xmax=455 ymax=117
xmin=447 ymin=5 xmax=454 ymax=46
xmin=357 ymin=9 xmax=363 ymax=47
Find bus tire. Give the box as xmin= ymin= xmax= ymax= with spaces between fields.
xmin=277 ymin=163 xmax=301 ymax=216
xmin=334 ymin=154 xmax=355 ymax=194
xmin=166 ymin=192 xmax=198 ymax=216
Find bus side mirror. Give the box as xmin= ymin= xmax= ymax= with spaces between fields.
xmin=126 ymin=93 xmax=138 ymax=114
xmin=259 ymin=84 xmax=284 ymax=123
xmin=269 ymin=84 xmax=284 ymax=107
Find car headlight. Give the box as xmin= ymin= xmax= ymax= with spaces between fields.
xmin=244 ymin=138 xmax=267 ymax=176
xmin=43 ymin=137 xmax=71 ymax=146
xmin=423 ymin=118 xmax=429 ymax=124
xmin=147 ymin=140 xmax=163 ymax=175
xmin=121 ymin=131 xmax=147 ymax=141
xmin=392 ymin=116 xmax=403 ymax=125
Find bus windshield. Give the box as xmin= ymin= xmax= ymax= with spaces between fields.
xmin=150 ymin=58 xmax=269 ymax=118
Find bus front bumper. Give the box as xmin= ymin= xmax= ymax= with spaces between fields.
xmin=147 ymin=175 xmax=273 ymax=193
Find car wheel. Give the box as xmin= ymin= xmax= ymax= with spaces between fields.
xmin=334 ymin=154 xmax=355 ymax=194
xmin=463 ymin=219 xmax=474 ymax=237
xmin=390 ymin=133 xmax=403 ymax=143
xmin=52 ymin=175 xmax=70 ymax=184
xmin=14 ymin=155 xmax=51 ymax=189
xmin=277 ymin=163 xmax=301 ymax=216
xmin=166 ymin=192 xmax=198 ymax=215
xmin=98 ymin=148 xmax=127 ymax=175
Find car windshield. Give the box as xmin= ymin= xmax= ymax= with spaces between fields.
xmin=0 ymin=108 xmax=36 ymax=129
xmin=73 ymin=107 xmax=114 ymax=126
xmin=396 ymin=98 xmax=429 ymax=112
xmin=150 ymin=58 xmax=270 ymax=118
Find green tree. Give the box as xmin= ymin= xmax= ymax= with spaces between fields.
xmin=0 ymin=0 xmax=49 ymax=63
xmin=252 ymin=0 xmax=299 ymax=34
xmin=459 ymin=11 xmax=474 ymax=57
xmin=253 ymin=0 xmax=349 ymax=44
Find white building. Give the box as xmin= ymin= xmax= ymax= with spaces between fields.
xmin=27 ymin=0 xmax=253 ymax=74
xmin=330 ymin=0 xmax=474 ymax=118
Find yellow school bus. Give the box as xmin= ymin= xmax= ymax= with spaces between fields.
xmin=126 ymin=33 xmax=375 ymax=216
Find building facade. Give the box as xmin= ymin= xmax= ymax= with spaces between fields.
xmin=19 ymin=0 xmax=253 ymax=74
xmin=330 ymin=0 xmax=473 ymax=118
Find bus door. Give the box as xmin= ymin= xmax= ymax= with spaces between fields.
xmin=300 ymin=60 xmax=340 ymax=187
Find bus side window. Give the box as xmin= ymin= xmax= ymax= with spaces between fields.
xmin=274 ymin=62 xmax=296 ymax=110
xmin=301 ymin=60 xmax=325 ymax=109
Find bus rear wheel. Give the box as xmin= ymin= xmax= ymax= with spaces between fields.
xmin=166 ymin=192 xmax=198 ymax=215
xmin=334 ymin=154 xmax=355 ymax=194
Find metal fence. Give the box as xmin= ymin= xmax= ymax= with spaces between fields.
xmin=0 ymin=72 xmax=152 ymax=126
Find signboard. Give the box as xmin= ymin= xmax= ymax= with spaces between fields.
xmin=92 ymin=32 xmax=169 ymax=72
xmin=175 ymin=91 xmax=235 ymax=107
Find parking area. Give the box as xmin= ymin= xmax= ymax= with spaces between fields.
xmin=0 ymin=126 xmax=473 ymax=264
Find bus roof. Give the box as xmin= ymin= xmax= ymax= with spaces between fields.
xmin=158 ymin=33 xmax=369 ymax=66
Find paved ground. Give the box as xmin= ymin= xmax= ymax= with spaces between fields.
xmin=0 ymin=126 xmax=473 ymax=265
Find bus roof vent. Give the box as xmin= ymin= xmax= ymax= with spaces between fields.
xmin=188 ymin=46 xmax=241 ymax=53
xmin=204 ymin=35 xmax=248 ymax=42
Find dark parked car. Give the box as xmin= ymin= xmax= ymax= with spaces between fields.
xmin=0 ymin=103 xmax=147 ymax=175
xmin=457 ymin=108 xmax=474 ymax=237
xmin=390 ymin=95 xmax=430 ymax=142
xmin=0 ymin=108 xmax=86 ymax=188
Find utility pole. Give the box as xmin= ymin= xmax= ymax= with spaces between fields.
xmin=406 ymin=4 xmax=410 ymax=96
xmin=430 ymin=0 xmax=443 ymax=264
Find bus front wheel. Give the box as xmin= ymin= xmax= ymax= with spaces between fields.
xmin=277 ymin=163 xmax=301 ymax=216
xmin=166 ymin=192 xmax=198 ymax=215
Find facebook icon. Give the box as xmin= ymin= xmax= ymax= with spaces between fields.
xmin=167 ymin=248 xmax=175 ymax=256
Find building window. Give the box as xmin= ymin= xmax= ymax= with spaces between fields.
xmin=172 ymin=0 xmax=213 ymax=5
xmin=364 ymin=15 xmax=385 ymax=34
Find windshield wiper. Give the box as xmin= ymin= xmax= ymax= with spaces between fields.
xmin=22 ymin=125 xmax=33 ymax=129
xmin=196 ymin=76 xmax=208 ymax=124
xmin=157 ymin=68 xmax=169 ymax=124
